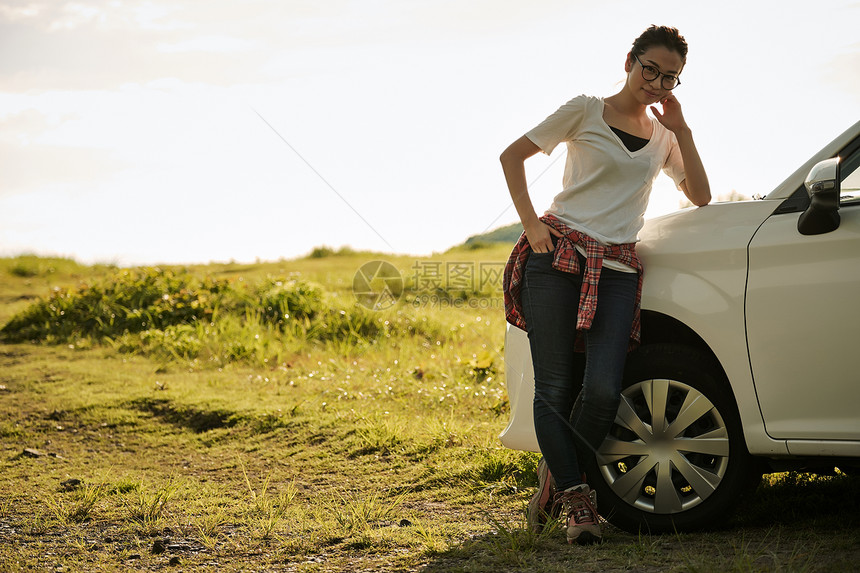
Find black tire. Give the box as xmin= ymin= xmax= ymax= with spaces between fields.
xmin=583 ymin=343 xmax=761 ymax=533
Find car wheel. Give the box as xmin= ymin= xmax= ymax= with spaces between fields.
xmin=584 ymin=343 xmax=761 ymax=533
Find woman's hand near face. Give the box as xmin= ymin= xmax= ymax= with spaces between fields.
xmin=650 ymin=93 xmax=688 ymax=134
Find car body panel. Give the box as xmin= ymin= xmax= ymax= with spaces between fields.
xmin=786 ymin=440 xmax=860 ymax=457
xmin=746 ymin=202 xmax=860 ymax=442
xmin=500 ymin=323 xmax=539 ymax=452
xmin=636 ymin=200 xmax=791 ymax=456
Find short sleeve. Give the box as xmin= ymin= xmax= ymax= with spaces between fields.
xmin=524 ymin=95 xmax=589 ymax=156
xmin=662 ymin=132 xmax=686 ymax=189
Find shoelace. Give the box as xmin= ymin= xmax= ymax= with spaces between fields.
xmin=553 ymin=490 xmax=598 ymax=526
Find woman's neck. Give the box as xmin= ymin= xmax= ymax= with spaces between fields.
xmin=605 ymin=89 xmax=647 ymax=120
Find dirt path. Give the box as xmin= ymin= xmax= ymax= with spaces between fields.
xmin=1 ymin=344 xmax=859 ymax=572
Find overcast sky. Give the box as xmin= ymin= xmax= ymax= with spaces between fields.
xmin=1 ymin=0 xmax=858 ymax=265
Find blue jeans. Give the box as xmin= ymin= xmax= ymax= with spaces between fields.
xmin=521 ymin=246 xmax=638 ymax=491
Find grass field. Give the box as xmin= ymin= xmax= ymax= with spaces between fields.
xmin=0 ymin=251 xmax=858 ymax=572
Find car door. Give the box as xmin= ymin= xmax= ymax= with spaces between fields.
xmin=745 ymin=141 xmax=860 ymax=443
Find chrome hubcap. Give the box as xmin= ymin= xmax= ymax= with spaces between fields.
xmin=597 ymin=378 xmax=730 ymax=514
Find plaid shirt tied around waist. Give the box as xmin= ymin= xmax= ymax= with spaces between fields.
xmin=502 ymin=214 xmax=644 ymax=351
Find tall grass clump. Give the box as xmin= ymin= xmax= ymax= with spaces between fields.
xmin=0 ymin=267 xmax=447 ymax=366
xmin=1 ymin=255 xmax=91 ymax=278
xmin=325 ymin=490 xmax=405 ymax=536
xmin=46 ymin=484 xmax=107 ymax=525
xmin=306 ymin=245 xmax=358 ymax=259
xmin=0 ymin=268 xmax=229 ymax=343
xmin=123 ymin=480 xmax=179 ymax=535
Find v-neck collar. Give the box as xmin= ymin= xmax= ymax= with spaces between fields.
xmin=599 ymin=98 xmax=655 ymax=158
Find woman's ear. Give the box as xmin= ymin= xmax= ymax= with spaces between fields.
xmin=624 ymin=52 xmax=634 ymax=73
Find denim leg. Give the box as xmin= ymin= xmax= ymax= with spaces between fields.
xmin=521 ymin=251 xmax=585 ymax=491
xmin=522 ymin=252 xmax=638 ymax=491
xmin=572 ymin=268 xmax=638 ymax=468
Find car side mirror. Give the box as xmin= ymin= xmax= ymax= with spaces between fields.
xmin=797 ymin=157 xmax=841 ymax=235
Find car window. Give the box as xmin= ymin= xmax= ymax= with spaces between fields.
xmin=841 ymin=145 xmax=860 ymax=205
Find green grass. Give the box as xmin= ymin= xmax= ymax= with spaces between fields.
xmin=0 ymin=251 xmax=858 ymax=572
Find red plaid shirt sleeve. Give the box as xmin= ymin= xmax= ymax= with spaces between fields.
xmin=503 ymin=214 xmax=644 ymax=351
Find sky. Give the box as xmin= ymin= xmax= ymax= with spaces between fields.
xmin=1 ymin=0 xmax=858 ymax=266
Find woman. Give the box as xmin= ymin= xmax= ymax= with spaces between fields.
xmin=500 ymin=25 xmax=710 ymax=545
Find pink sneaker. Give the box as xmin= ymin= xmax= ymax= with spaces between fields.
xmin=555 ymin=485 xmax=602 ymax=545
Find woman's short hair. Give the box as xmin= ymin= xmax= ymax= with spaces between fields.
xmin=631 ymin=25 xmax=688 ymax=62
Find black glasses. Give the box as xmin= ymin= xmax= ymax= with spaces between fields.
xmin=632 ymin=53 xmax=681 ymax=90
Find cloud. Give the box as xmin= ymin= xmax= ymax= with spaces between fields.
xmin=0 ymin=0 xmax=592 ymax=93
xmin=156 ymin=35 xmax=259 ymax=54
xmin=0 ymin=104 xmax=132 ymax=196
xmin=0 ymin=107 xmax=69 ymax=140
xmin=0 ymin=3 xmax=41 ymax=21
xmin=0 ymin=0 xmax=270 ymax=91
xmin=0 ymin=141 xmax=125 ymax=196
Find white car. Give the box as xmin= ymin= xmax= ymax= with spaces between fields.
xmin=501 ymin=120 xmax=860 ymax=533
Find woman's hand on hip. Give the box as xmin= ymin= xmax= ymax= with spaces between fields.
xmin=524 ymin=221 xmax=563 ymax=254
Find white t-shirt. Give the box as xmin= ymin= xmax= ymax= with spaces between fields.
xmin=526 ymin=94 xmax=686 ymax=248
